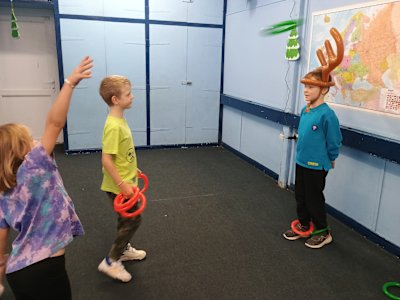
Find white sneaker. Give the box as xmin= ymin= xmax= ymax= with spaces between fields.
xmin=119 ymin=243 xmax=146 ymax=262
xmin=98 ymin=258 xmax=132 ymax=282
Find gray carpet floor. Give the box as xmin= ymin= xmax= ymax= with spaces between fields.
xmin=2 ymin=146 xmax=400 ymax=300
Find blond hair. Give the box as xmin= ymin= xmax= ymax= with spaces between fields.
xmin=99 ymin=75 xmax=131 ymax=106
xmin=0 ymin=124 xmax=32 ymax=192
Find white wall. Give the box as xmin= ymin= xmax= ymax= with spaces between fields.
xmin=224 ymin=0 xmax=300 ymax=109
xmin=222 ymin=107 xmax=283 ymax=175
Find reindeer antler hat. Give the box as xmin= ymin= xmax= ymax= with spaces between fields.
xmin=301 ymin=28 xmax=344 ymax=87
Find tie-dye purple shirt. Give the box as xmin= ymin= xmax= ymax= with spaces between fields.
xmin=0 ymin=144 xmax=84 ymax=274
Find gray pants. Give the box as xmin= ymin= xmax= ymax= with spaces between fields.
xmin=106 ymin=192 xmax=142 ymax=260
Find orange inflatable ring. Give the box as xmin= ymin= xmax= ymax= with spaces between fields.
xmin=114 ymin=172 xmax=148 ymax=218
xmin=291 ymin=219 xmax=314 ymax=237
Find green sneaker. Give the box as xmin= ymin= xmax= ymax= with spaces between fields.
xmin=305 ymin=232 xmax=333 ymax=249
xmin=283 ymin=222 xmax=310 ymax=240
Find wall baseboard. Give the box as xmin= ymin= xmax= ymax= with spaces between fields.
xmin=287 ymin=184 xmax=400 ymax=257
xmin=64 ymin=143 xmax=219 ymax=155
xmin=222 ymin=142 xmax=279 ymax=180
xmin=326 ymin=204 xmax=400 ymax=257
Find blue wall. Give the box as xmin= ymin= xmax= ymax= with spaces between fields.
xmin=222 ymin=0 xmax=400 ymax=250
xmin=57 ymin=0 xmax=224 ymax=151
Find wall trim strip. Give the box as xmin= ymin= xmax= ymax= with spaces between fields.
xmin=58 ymin=14 xmax=223 ymax=28
xmin=222 ymin=94 xmax=400 ymax=164
xmin=65 ymin=142 xmax=219 ymax=155
xmin=145 ymin=0 xmax=151 ymax=145
xmin=52 ymin=0 xmax=71 ymax=151
xmin=218 ymin=0 xmax=227 ymax=144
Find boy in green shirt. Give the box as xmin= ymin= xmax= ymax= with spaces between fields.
xmin=97 ymin=75 xmax=146 ymax=282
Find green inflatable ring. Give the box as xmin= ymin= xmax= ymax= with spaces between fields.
xmin=382 ymin=282 xmax=400 ymax=300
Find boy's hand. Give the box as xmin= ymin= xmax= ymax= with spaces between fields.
xmin=120 ymin=182 xmax=134 ymax=199
xmin=66 ymin=56 xmax=93 ymax=87
xmin=331 ymin=161 xmax=335 ymax=168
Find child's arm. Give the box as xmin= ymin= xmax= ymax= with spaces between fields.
xmin=102 ymin=153 xmax=134 ymax=198
xmin=0 ymin=228 xmax=9 ymax=291
xmin=324 ymin=112 xmax=342 ymax=164
xmin=41 ymin=56 xmax=93 ymax=155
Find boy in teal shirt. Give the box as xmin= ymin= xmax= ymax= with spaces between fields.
xmin=283 ymin=69 xmax=342 ymax=249
xmin=98 ymin=75 xmax=146 ymax=282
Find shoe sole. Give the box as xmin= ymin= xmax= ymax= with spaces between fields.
xmin=283 ymin=233 xmax=310 ymax=241
xmin=119 ymin=254 xmax=146 ymax=262
xmin=305 ymin=235 xmax=333 ymax=249
xmin=98 ymin=265 xmax=132 ymax=282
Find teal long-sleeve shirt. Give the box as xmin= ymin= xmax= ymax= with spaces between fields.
xmin=296 ymin=103 xmax=342 ymax=171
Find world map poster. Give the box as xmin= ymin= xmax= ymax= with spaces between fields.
xmin=308 ymin=0 xmax=400 ymax=115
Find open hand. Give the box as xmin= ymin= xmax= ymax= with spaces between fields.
xmin=66 ymin=56 xmax=93 ymax=87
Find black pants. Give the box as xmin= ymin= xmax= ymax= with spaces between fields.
xmin=7 ymin=255 xmax=71 ymax=300
xmin=107 ymin=192 xmax=142 ymax=260
xmin=295 ymin=164 xmax=328 ymax=230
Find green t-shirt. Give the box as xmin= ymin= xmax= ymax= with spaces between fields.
xmin=101 ymin=115 xmax=137 ymax=194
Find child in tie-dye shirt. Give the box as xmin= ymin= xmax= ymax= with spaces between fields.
xmin=0 ymin=56 xmax=93 ymax=300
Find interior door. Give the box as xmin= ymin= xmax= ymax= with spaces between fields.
xmin=0 ymin=8 xmax=60 ymax=141
xmin=150 ymin=24 xmax=187 ymax=145
xmin=186 ymin=27 xmax=222 ymax=143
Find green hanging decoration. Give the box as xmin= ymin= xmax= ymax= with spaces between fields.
xmin=285 ymin=28 xmax=300 ymax=61
xmin=11 ymin=0 xmax=20 ymax=39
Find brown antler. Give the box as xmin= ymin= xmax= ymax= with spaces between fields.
xmin=301 ymin=27 xmax=344 ymax=87
xmin=317 ymin=27 xmax=344 ymax=83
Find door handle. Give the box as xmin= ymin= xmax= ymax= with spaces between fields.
xmin=44 ymin=80 xmax=56 ymax=90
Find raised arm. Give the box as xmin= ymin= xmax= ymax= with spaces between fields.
xmin=41 ymin=56 xmax=93 ymax=155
